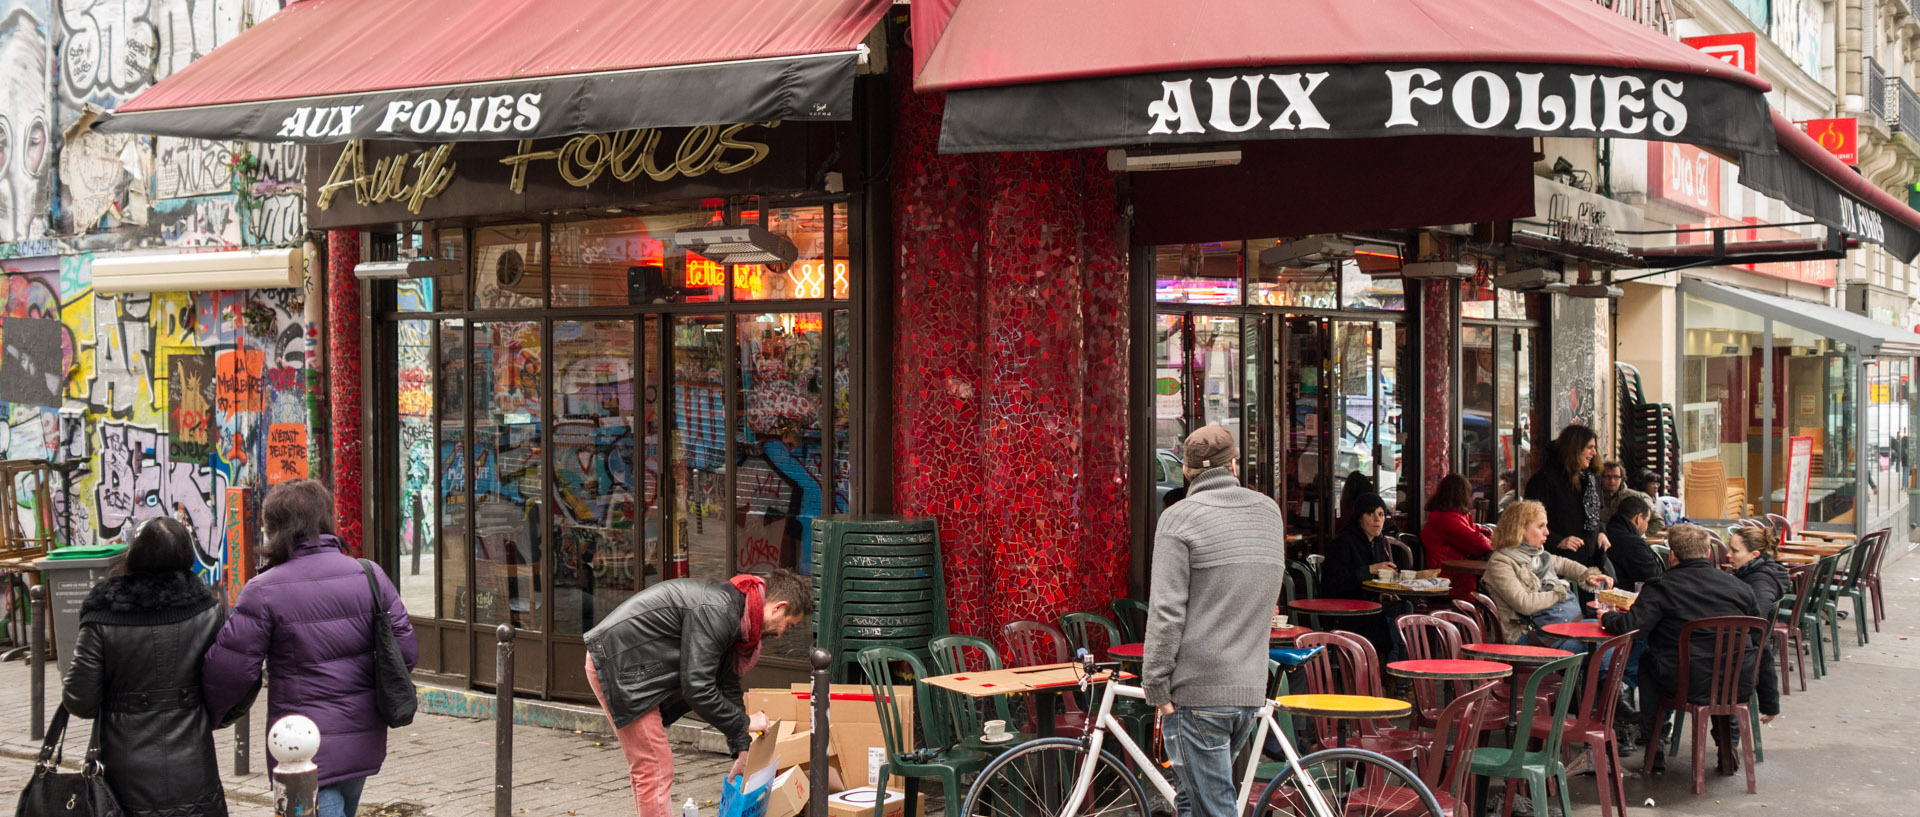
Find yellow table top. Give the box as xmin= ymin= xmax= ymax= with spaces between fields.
xmin=1272 ymin=694 xmax=1413 ymax=719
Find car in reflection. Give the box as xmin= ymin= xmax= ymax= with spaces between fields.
xmin=1336 ymin=415 xmax=1400 ymax=506
xmin=1154 ymin=449 xmax=1186 ymax=506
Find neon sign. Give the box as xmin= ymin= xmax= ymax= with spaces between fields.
xmin=686 ymin=255 xmax=725 ymax=287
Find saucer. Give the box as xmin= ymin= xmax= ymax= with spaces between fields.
xmin=978 ymin=732 xmax=1015 ymax=744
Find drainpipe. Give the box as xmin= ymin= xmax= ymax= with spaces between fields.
xmin=44 ymin=13 xmax=59 ymax=232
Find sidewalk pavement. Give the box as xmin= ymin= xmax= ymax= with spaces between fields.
xmin=0 ymin=660 xmax=736 ymax=817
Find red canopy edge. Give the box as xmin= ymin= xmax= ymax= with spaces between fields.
xmin=915 ymin=0 xmax=1771 ymax=94
xmin=1769 ymin=109 xmax=1920 ymax=235
xmin=118 ymin=0 xmax=891 ymax=113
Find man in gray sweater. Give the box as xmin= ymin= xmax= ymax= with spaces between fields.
xmin=1144 ymin=425 xmax=1287 ymax=817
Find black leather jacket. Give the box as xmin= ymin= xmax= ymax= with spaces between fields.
xmin=63 ymin=571 xmax=230 ymax=817
xmin=585 ymin=579 xmax=752 ymax=752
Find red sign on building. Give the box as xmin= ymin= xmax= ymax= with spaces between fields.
xmin=1683 ymin=33 xmax=1760 ymax=75
xmin=1801 ymin=117 xmax=1860 ymax=165
xmin=1647 ymin=141 xmax=1722 ymax=216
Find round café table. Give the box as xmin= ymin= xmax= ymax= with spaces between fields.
xmin=1108 ymin=642 xmax=1144 ymax=662
xmin=1441 ymin=559 xmax=1490 ymax=576
xmin=1539 ymin=620 xmax=1614 ymax=644
xmin=1269 ymin=624 xmax=1314 ymax=645
xmin=1460 ymin=642 xmax=1574 ymax=737
xmin=1290 ymin=598 xmax=1384 ymax=633
xmin=1362 ymin=580 xmax=1451 ymax=599
xmin=1385 ymin=658 xmax=1513 ymax=681
xmin=1273 ymin=694 xmax=1412 ymax=749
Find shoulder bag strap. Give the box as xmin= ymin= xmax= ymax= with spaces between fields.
xmin=36 ymin=704 xmax=71 ymax=768
xmin=360 ymin=559 xmax=383 ymax=621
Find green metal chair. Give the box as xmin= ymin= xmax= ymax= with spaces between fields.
xmin=1468 ymin=653 xmax=1583 ymax=817
xmin=857 ymin=646 xmax=992 ymax=817
xmin=1059 ymin=612 xmax=1124 ymax=658
xmin=1286 ymin=559 xmax=1319 ymax=600
xmin=1810 ymin=553 xmax=1845 ymax=663
xmin=1109 ymin=598 xmax=1148 ymax=643
xmin=927 ymin=635 xmax=1031 ymax=755
xmin=1828 ymin=530 xmax=1882 ymax=647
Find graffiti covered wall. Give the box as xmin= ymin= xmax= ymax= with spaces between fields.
xmin=0 ymin=0 xmax=313 ymax=591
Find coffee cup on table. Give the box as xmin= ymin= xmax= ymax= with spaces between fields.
xmin=983 ymin=720 xmax=1007 ymax=740
xmin=1273 ymin=614 xmax=1289 ymax=629
xmin=1375 ymin=568 xmax=1395 ymax=582
xmin=1399 ymin=569 xmax=1417 ymax=582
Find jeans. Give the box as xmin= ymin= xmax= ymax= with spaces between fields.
xmin=1517 ymin=595 xmax=1586 ymax=652
xmin=1164 ymin=706 xmax=1258 ymax=817
xmin=317 ymin=777 xmax=368 ymax=817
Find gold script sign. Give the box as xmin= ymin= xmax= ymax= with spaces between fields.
xmin=316 ymin=122 xmax=780 ymax=214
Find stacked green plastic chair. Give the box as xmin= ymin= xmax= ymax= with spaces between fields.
xmin=812 ymin=516 xmax=949 ymax=682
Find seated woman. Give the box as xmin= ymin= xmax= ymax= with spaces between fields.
xmin=1421 ymin=474 xmax=1493 ymax=600
xmin=1320 ymin=492 xmax=1402 ymax=661
xmin=1482 ymin=500 xmax=1611 ymax=645
xmin=1729 ymin=525 xmax=1791 ymax=725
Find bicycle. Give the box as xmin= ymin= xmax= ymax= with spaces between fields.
xmin=959 ymin=647 xmax=1443 ymax=817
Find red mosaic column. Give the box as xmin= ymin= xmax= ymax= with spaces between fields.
xmin=891 ymin=65 xmax=1131 ymax=640
xmin=1421 ymin=279 xmax=1453 ymax=494
xmin=327 ymin=230 xmax=364 ymax=558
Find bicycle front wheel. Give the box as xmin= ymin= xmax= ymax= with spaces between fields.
xmin=959 ymin=737 xmax=1150 ymax=817
xmin=1252 ymin=748 xmax=1443 ymax=817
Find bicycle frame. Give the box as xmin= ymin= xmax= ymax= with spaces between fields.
xmin=1059 ymin=673 xmax=1338 ymax=817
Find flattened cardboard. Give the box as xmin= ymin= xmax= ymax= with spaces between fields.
xmin=791 ymin=683 xmax=912 ymax=790
xmin=765 ymin=767 xmax=810 ymax=817
xmin=824 ymin=787 xmax=926 ymax=817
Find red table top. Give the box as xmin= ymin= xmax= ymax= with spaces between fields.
xmin=1386 ymin=659 xmax=1513 ymax=680
xmin=1289 ymin=598 xmax=1383 ymax=615
xmin=1109 ymin=643 xmax=1143 ymax=660
xmin=1270 ymin=625 xmax=1314 ymax=641
xmin=1460 ymin=642 xmax=1573 ymax=663
xmin=1540 ymin=621 xmax=1614 ymax=642
xmin=1441 ymin=559 xmax=1489 ymax=575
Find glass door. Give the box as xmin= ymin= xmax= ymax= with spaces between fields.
xmin=1282 ymin=317 xmax=1331 ymax=544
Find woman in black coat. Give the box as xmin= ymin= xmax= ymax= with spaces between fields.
xmin=1525 ymin=424 xmax=1609 ymax=568
xmin=63 ymin=518 xmax=232 ymax=817
xmin=1321 ymin=492 xmax=1404 ymax=662
xmin=1729 ymin=525 xmax=1792 ymax=722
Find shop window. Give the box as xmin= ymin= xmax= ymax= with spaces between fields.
xmin=736 ymin=207 xmax=829 ymax=301
xmin=435 ymin=228 xmax=468 ymax=312
xmin=1156 ymin=242 xmax=1243 ymax=305
xmin=832 ymin=309 xmax=852 ymax=510
xmin=398 ymin=319 xmax=437 ymax=617
xmin=474 ymin=225 xmax=547 ymax=310
xmin=1340 ymin=260 xmax=1406 ymax=311
xmin=736 ymin=312 xmax=824 ymax=661
xmin=1151 ymin=314 xmax=1191 ymax=521
xmin=552 ymin=320 xmax=640 ymax=636
xmin=1249 ymin=239 xmax=1335 ymax=308
xmin=832 ymin=203 xmax=850 ymax=300
xmin=472 ymin=320 xmax=545 ymax=630
xmin=438 ymin=320 xmax=469 ymax=621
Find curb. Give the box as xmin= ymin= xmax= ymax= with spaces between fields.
xmin=0 ymin=746 xmax=276 ymax=808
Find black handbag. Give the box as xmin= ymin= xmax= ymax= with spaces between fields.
xmin=14 ymin=706 xmax=125 ymax=817
xmin=360 ymin=560 xmax=417 ymax=727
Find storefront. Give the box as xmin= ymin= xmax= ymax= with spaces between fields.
xmin=1679 ymin=278 xmax=1920 ymax=535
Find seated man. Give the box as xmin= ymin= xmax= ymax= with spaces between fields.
xmin=1601 ymin=495 xmax=1665 ymax=736
xmin=1601 ymin=524 xmax=1762 ymax=775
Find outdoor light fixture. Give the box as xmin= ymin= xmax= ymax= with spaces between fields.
xmin=1565 ymin=283 xmax=1625 ymax=299
xmin=1494 ymin=268 xmax=1563 ymax=289
xmin=1399 ymin=261 xmax=1476 ymax=280
xmin=1105 ymin=148 xmax=1243 ymax=172
xmin=1260 ymin=235 xmax=1356 ymax=267
xmin=671 ymin=225 xmax=799 ymax=265
xmin=353 ymin=258 xmax=458 ymax=280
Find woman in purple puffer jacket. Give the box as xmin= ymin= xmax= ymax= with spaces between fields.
xmin=203 ymin=479 xmax=417 ymax=817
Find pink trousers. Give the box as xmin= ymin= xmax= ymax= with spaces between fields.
xmin=586 ymin=654 xmax=675 ymax=817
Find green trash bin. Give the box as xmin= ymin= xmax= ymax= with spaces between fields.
xmin=35 ymin=543 xmax=129 ymax=676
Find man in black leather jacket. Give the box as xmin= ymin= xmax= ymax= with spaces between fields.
xmin=584 ymin=569 xmax=812 ymax=817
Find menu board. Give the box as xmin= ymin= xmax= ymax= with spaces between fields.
xmin=1784 ymin=435 xmax=1814 ymax=532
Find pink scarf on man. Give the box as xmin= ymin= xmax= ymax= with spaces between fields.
xmin=730 ymin=575 xmax=766 ymax=674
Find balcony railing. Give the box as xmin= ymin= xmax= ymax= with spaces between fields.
xmin=1590 ymin=0 xmax=1672 ymax=34
xmin=1866 ymin=57 xmax=1889 ymax=122
xmin=1895 ymin=78 xmax=1920 ymax=134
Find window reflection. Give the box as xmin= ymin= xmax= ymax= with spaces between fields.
xmin=552 ymin=320 xmax=638 ymax=635
xmin=473 ymin=321 xmax=544 ymax=630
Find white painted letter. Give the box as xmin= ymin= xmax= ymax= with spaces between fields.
xmin=1568 ymin=75 xmax=1598 ymax=131
xmin=1205 ymin=75 xmax=1266 ymax=132
xmin=1385 ymin=68 xmax=1443 ymax=127
xmin=1513 ymin=73 xmax=1567 ymax=132
xmin=1651 ymin=79 xmax=1687 ymax=136
xmin=482 ymin=95 xmax=516 ymax=132
xmin=1600 ymin=75 xmax=1648 ymax=134
xmin=277 ymin=108 xmax=309 ymax=139
xmin=439 ymin=99 xmax=470 ymax=133
xmin=330 ymin=105 xmax=363 ymax=137
xmin=1452 ymin=71 xmax=1511 ymax=129
xmin=1147 ymin=79 xmax=1207 ymax=134
xmin=512 ymin=93 xmax=544 ymax=132
xmin=376 ymin=101 xmax=414 ymax=134
xmin=1268 ymin=72 xmax=1331 ymax=130
xmin=408 ymin=99 xmax=444 ymax=133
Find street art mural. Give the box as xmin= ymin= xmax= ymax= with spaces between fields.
xmin=0 ymin=0 xmax=316 ymax=590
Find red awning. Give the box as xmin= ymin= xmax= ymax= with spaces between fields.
xmin=918 ymin=0 xmax=1775 ymax=156
xmin=100 ymin=0 xmax=890 ymax=144
xmin=1738 ymin=109 xmax=1920 ymax=261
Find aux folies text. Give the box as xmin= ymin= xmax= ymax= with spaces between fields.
xmin=1144 ymin=68 xmax=1691 ymax=137
xmin=279 ymin=93 xmax=546 ymax=140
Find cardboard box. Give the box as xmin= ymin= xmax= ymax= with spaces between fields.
xmin=764 ymin=767 xmax=810 ymax=817
xmin=790 ymin=684 xmax=912 ymax=790
xmin=772 ymin=721 xmax=813 ymax=772
xmin=747 ymin=688 xmax=813 ymax=728
xmin=825 ymin=787 xmax=926 ymax=817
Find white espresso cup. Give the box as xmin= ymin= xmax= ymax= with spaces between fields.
xmin=1272 ymin=614 xmax=1290 ymax=629
xmin=1399 ymin=569 xmax=1418 ymax=582
xmin=983 ymin=719 xmax=1007 ymax=739
xmin=1375 ymin=568 xmax=1395 ymax=582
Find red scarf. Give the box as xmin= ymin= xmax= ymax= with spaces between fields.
xmin=730 ymin=574 xmax=767 ymax=675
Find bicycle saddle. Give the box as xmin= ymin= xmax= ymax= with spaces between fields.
xmin=1269 ymin=646 xmax=1324 ymax=667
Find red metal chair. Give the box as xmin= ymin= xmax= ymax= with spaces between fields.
xmin=1293 ymin=631 xmax=1419 ymax=763
xmin=1862 ymin=530 xmax=1889 ymax=629
xmin=1434 ymin=609 xmax=1484 ymax=643
xmin=1395 ymin=614 xmax=1464 ymax=728
xmin=999 ymin=620 xmax=1086 ymax=733
xmin=1350 ymin=681 xmax=1499 ymax=817
xmin=1643 ymin=616 xmax=1769 ymax=795
xmin=1464 ymin=593 xmax=1508 ymax=644
xmin=1775 ymin=565 xmax=1815 ymax=692
xmin=1529 ymin=630 xmax=1635 ymax=817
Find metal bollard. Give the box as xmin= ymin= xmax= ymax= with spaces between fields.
xmin=808 ymin=648 xmax=831 ymax=817
xmin=496 ymin=624 xmax=514 ymax=817
xmin=269 ymin=715 xmax=320 ymax=817
xmin=29 ymin=584 xmax=45 ymax=741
